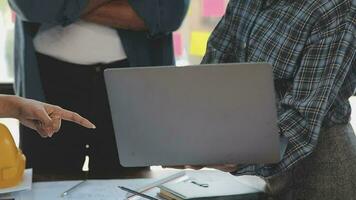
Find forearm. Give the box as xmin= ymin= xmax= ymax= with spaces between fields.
xmin=0 ymin=95 xmax=21 ymax=119
xmin=81 ymin=0 xmax=111 ymax=15
xmin=82 ymin=0 xmax=146 ymax=31
xmin=8 ymin=0 xmax=110 ymax=24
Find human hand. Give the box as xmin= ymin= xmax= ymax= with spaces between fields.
xmin=13 ymin=97 xmax=95 ymax=138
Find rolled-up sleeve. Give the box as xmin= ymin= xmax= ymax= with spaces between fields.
xmin=128 ymin=0 xmax=189 ymax=37
xmin=8 ymin=0 xmax=88 ymax=26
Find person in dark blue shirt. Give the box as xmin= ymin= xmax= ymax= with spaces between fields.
xmin=9 ymin=0 xmax=189 ymax=177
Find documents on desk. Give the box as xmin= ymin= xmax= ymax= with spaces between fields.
xmin=159 ymin=170 xmax=265 ymax=200
xmin=13 ymin=170 xmax=265 ymax=200
xmin=0 ymin=169 xmax=32 ymax=195
xmin=14 ymin=178 xmax=155 ymax=200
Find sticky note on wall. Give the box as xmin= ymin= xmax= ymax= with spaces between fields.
xmin=190 ymin=31 xmax=210 ymax=57
xmin=11 ymin=11 xmax=16 ymax=23
xmin=173 ymin=32 xmax=183 ymax=57
xmin=202 ymin=0 xmax=225 ymax=17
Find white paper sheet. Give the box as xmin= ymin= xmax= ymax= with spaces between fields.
xmin=12 ymin=170 xmax=265 ymax=200
xmin=159 ymin=170 xmax=263 ymax=199
xmin=0 ymin=169 xmax=32 ymax=194
xmin=15 ymin=178 xmax=165 ymax=200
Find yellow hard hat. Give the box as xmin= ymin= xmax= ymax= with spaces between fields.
xmin=0 ymin=123 xmax=26 ymax=188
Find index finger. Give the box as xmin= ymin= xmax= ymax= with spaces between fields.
xmin=58 ymin=109 xmax=96 ymax=129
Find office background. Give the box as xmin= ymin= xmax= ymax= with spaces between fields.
xmin=1 ymin=0 xmax=355 ymax=147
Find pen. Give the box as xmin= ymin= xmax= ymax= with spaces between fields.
xmin=118 ymin=186 xmax=159 ymax=200
xmin=125 ymin=171 xmax=185 ymax=198
xmin=61 ymin=156 xmax=89 ymax=197
xmin=61 ymin=180 xmax=86 ymax=197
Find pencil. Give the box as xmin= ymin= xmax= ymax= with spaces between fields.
xmin=118 ymin=186 xmax=159 ymax=200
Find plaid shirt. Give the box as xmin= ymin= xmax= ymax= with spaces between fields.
xmin=202 ymin=0 xmax=355 ymax=177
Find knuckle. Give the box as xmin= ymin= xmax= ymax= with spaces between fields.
xmin=34 ymin=109 xmax=43 ymax=115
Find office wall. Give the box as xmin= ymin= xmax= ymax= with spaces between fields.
xmin=0 ymin=1 xmax=18 ymax=145
xmin=173 ymin=0 xmax=228 ymax=66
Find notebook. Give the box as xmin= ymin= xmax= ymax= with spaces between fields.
xmin=158 ymin=171 xmax=265 ymax=200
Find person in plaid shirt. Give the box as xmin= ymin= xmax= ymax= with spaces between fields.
xmin=201 ymin=0 xmax=355 ymax=199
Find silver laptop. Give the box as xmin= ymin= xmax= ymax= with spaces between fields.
xmin=104 ymin=63 xmax=280 ymax=167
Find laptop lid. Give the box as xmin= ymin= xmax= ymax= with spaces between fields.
xmin=104 ymin=63 xmax=280 ymax=167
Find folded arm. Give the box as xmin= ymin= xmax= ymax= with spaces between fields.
xmin=82 ymin=0 xmax=146 ymax=31
xmin=84 ymin=0 xmax=189 ymax=35
xmin=8 ymin=0 xmax=109 ymax=25
xmin=9 ymin=0 xmax=189 ymax=34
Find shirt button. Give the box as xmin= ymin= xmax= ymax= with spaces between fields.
xmin=242 ymin=42 xmax=247 ymax=49
xmin=85 ymin=144 xmax=90 ymax=149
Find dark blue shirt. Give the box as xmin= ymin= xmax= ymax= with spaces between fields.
xmin=9 ymin=0 xmax=189 ymax=101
